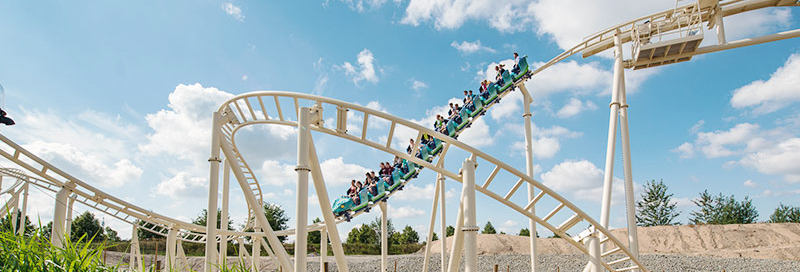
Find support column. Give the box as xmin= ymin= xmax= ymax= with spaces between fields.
xmin=462 ymin=157 xmax=477 ymax=272
xmin=130 ymin=225 xmax=144 ymax=271
xmin=51 ymin=186 xmax=70 ymax=248
xmin=618 ymin=46 xmax=640 ymax=265
xmin=17 ymin=182 xmax=29 ymax=236
xmin=164 ymin=226 xmax=178 ymax=272
xmin=380 ymin=202 xmax=388 ymax=272
xmin=205 ymin=112 xmax=222 ymax=272
xmin=439 ymin=174 xmax=447 ymax=272
xmin=585 ymin=234 xmax=601 ymax=272
xmin=445 ymin=201 xmax=465 ymax=272
xmin=307 ymin=135 xmax=349 ymax=272
xmin=65 ymin=195 xmax=76 ymax=239
xmin=219 ymin=160 xmax=231 ymax=267
xmin=295 ymin=107 xmax=312 ymax=272
xmin=422 ymin=179 xmax=442 ymax=272
xmin=714 ymin=8 xmax=726 ymax=44
xmin=319 ymin=229 xmax=327 ymax=272
xmin=10 ymin=190 xmax=18 ymax=234
xmin=252 ymin=232 xmax=262 ymax=272
xmin=599 ymin=31 xmax=624 ymax=248
xmin=520 ymin=85 xmax=538 ymax=272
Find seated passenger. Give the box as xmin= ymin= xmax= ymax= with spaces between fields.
xmin=463 ymin=91 xmax=475 ymax=111
xmin=422 ymin=133 xmax=435 ymax=150
xmin=393 ymin=156 xmax=403 ymax=169
xmin=449 ymin=104 xmax=462 ymax=124
xmin=0 ymin=109 xmax=14 ymax=126
xmin=480 ymin=80 xmax=490 ymax=99
xmin=435 ymin=115 xmax=448 ymax=134
xmin=512 ymin=52 xmax=521 ymax=74
xmin=348 ymin=180 xmax=360 ymax=205
xmin=495 ymin=65 xmax=506 ymax=86
xmin=406 ymin=139 xmax=415 ymax=155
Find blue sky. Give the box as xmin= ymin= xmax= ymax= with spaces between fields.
xmin=0 ymin=0 xmax=798 ymax=241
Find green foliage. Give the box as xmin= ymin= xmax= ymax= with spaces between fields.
xmin=768 ymin=203 xmax=800 ymax=223
xmin=104 ymin=226 xmax=120 ymax=242
xmin=396 ymin=225 xmax=419 ymax=244
xmin=263 ymin=202 xmax=290 ymax=243
xmin=70 ymin=212 xmax=103 ymax=242
xmin=431 ymin=232 xmax=438 ymax=241
xmin=308 ymin=218 xmax=323 ymax=245
xmin=192 ymin=208 xmax=234 ymax=231
xmin=446 ymin=225 xmax=454 ymax=237
xmin=481 ymin=221 xmax=496 ymax=234
xmin=636 ymin=179 xmax=681 ymax=226
xmin=0 ymin=211 xmax=36 ymax=236
xmin=346 ymin=223 xmax=378 ymax=245
xmin=135 ymin=220 xmax=161 ymax=240
xmin=689 ymin=190 xmax=759 ymax=225
xmin=518 ymin=228 xmax=530 ymax=237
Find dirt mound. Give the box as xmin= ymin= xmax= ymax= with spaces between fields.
xmin=419 ymin=223 xmax=800 ymax=261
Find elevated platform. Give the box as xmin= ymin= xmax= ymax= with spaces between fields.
xmin=632 ymin=33 xmax=703 ymax=70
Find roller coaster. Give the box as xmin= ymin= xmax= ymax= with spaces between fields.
xmin=1 ymin=1 xmax=799 ymax=272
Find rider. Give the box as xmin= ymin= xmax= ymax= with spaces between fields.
xmin=0 ymin=108 xmax=15 ymax=126
xmin=512 ymin=52 xmax=521 ymax=74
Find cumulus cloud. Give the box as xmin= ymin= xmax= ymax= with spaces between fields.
xmin=540 ymin=159 xmax=639 ymax=204
xmin=401 ymin=0 xmax=534 ymax=33
xmin=221 ymin=2 xmax=245 ymax=22
xmin=507 ymin=121 xmax=582 ymax=159
xmin=711 ymin=8 xmax=793 ymax=44
xmin=339 ymin=49 xmax=379 ymax=86
xmin=739 ymin=138 xmax=800 ymax=183
xmin=742 ymin=180 xmax=758 ymax=188
xmin=154 ymin=171 xmax=207 ymax=198
xmin=695 ymin=123 xmax=761 ymax=158
xmin=731 ymin=53 xmax=800 ymax=114
xmin=389 ymin=205 xmax=425 ymax=218
xmin=557 ymin=98 xmax=597 ymax=118
xmin=672 ymin=142 xmax=694 ymax=159
xmin=259 ymin=157 xmax=371 ymax=187
xmin=392 ymin=183 xmax=456 ymax=201
xmin=450 ymin=40 xmax=496 ymax=54
xmin=411 ymin=79 xmax=428 ymax=90
xmin=330 ymin=0 xmax=390 ymax=13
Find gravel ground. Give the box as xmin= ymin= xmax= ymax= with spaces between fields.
xmin=108 ymin=252 xmax=800 ymax=272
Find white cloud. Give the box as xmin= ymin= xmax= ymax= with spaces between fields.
xmin=339 ymin=49 xmax=379 ymax=86
xmin=557 ymin=98 xmax=597 ymax=118
xmin=154 ymin=171 xmax=207 ymax=198
xmin=507 ymin=121 xmax=582 ymax=159
xmin=320 ymin=157 xmax=372 ymax=186
xmin=742 ymin=180 xmax=758 ymax=188
xmin=695 ymin=123 xmax=760 ymax=158
xmin=411 ymin=79 xmax=428 ymax=90
xmin=540 ymin=159 xmax=638 ymax=203
xmin=331 ymin=0 xmax=389 ymax=13
xmin=672 ymin=142 xmax=694 ymax=159
xmin=450 ymin=40 xmax=496 ymax=54
xmin=139 ymin=83 xmax=234 ymax=162
xmin=715 ymin=8 xmax=793 ymax=43
xmin=221 ymin=2 xmax=245 ymax=22
xmin=731 ymin=53 xmax=800 ymax=114
xmin=388 ymin=205 xmax=425 ymax=218
xmin=392 ymin=183 xmax=456 ymax=201
xmin=739 ymin=138 xmax=800 ymax=183
xmin=241 ymin=75 xmax=248 ymax=81
xmin=401 ymin=0 xmax=534 ymax=33
xmin=24 ymin=142 xmax=141 ymax=188
xmin=259 ymin=160 xmax=297 ymax=186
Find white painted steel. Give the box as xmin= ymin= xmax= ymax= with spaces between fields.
xmin=320 ymin=229 xmax=327 ymax=272
xmin=439 ymin=174 xmax=447 ymax=272
xmin=617 ymin=34 xmax=641 ymax=269
xmin=205 ymin=112 xmax=222 ymax=272
xmin=599 ymin=31 xmax=624 ymax=252
xmin=520 ymin=85 xmax=538 ymax=272
xmin=462 ymin=157 xmax=478 ymax=272
xmin=586 ymin=235 xmax=601 ymax=272
xmin=296 ymin=107 xmax=311 ymax=272
xmin=17 ymin=182 xmax=28 ymax=236
xmin=715 ymin=8 xmax=727 ymax=44
xmin=380 ymin=202 xmax=388 ymax=272
xmin=51 ymin=186 xmax=69 ymax=248
xmin=252 ymin=231 xmax=261 ymax=271
xmin=219 ymin=161 xmax=230 ymax=265
xmin=446 ymin=201 xmax=465 ymax=272
xmin=65 ymin=195 xmax=75 ymax=238
xmin=166 ymin=226 xmax=178 ymax=272
xmin=307 ymin=137 xmax=350 ymax=272
xmin=130 ymin=225 xmax=144 ymax=271
xmin=421 ymin=177 xmax=442 ymax=272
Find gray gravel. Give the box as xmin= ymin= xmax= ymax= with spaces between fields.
xmin=106 ymin=252 xmax=800 ymax=271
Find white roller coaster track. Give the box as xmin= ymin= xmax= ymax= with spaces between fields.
xmin=0 ymin=0 xmax=798 ymax=271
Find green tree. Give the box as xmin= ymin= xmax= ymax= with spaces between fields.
xmin=446 ymin=225 xmax=454 ymax=237
xmin=368 ymin=216 xmax=398 ymax=244
xmin=71 ymin=212 xmax=103 ymax=242
xmin=42 ymin=221 xmax=52 ymax=240
xmin=308 ymin=218 xmax=323 ymax=245
xmin=135 ymin=220 xmax=162 ymax=240
xmin=431 ymin=232 xmax=438 ymax=241
xmin=396 ymin=225 xmax=419 ymax=244
xmin=346 ymin=224 xmax=378 ymax=245
xmin=690 ymin=190 xmax=759 ymax=224
xmin=0 ymin=211 xmax=36 ymax=236
xmin=768 ymin=203 xmax=800 ymax=223
xmin=636 ymin=179 xmax=681 ymax=226
xmin=104 ymin=226 xmax=120 ymax=242
xmin=263 ymin=202 xmax=290 ymax=243
xmin=192 ymin=208 xmax=234 ymax=231
xmin=481 ymin=221 xmax=496 ymax=234
xmin=518 ymin=228 xmax=530 ymax=237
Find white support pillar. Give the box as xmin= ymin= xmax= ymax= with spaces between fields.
xmin=51 ymin=186 xmax=70 ymax=248
xmin=599 ymin=31 xmax=624 ymax=249
xmin=462 ymin=157 xmax=478 ymax=272
xmin=219 ymin=160 xmax=231 ymax=267
xmin=319 ymin=229 xmax=327 ymax=272
xmin=585 ymin=234 xmax=601 ymax=272
xmin=65 ymin=195 xmax=76 ymax=239
xmin=439 ymin=174 xmax=447 ymax=272
xmin=307 ymin=136 xmax=349 ymax=272
xmin=295 ymin=107 xmax=311 ymax=272
xmin=205 ymin=111 xmax=222 ymax=272
xmin=445 ymin=201 xmax=465 ymax=272
xmin=520 ymin=85 xmax=538 ymax=272
xmin=164 ymin=226 xmax=178 ymax=272
xmin=17 ymin=182 xmax=29 ymax=236
xmin=130 ymin=225 xmax=144 ymax=272
xmin=618 ymin=44 xmax=641 ymax=266
xmin=252 ymin=233 xmax=262 ymax=272
xmin=380 ymin=202 xmax=389 ymax=272
xmin=10 ymin=189 xmax=18 ymax=234
xmin=714 ymin=8 xmax=726 ymax=44
xmin=422 ymin=179 xmax=442 ymax=272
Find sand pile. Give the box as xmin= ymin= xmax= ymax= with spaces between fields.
xmin=420 ymin=223 xmax=800 ymax=260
